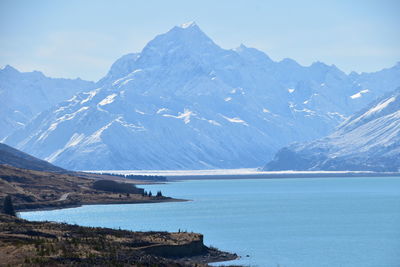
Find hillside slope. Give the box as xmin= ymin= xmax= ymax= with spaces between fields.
xmin=0 ymin=142 xmax=65 ymax=172
xmin=264 ymin=88 xmax=400 ymax=172
xmin=0 ymin=66 xmax=94 ymax=139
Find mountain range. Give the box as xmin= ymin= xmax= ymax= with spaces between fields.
xmin=3 ymin=22 xmax=400 ymax=170
xmin=0 ymin=65 xmax=94 ymax=140
xmin=264 ymin=88 xmax=400 ymax=172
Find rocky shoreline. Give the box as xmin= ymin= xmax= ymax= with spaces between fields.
xmin=15 ymin=196 xmax=187 ymax=213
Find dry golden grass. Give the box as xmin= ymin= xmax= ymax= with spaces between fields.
xmin=0 ymin=164 xmax=179 ymax=211
xmin=0 ymin=214 xmax=237 ymax=266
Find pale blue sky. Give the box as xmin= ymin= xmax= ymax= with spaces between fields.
xmin=1 ymin=0 xmax=399 ymax=81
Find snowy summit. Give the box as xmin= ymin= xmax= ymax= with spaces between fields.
xmin=3 ymin=23 xmax=400 ymax=170
xmin=180 ymin=21 xmax=197 ymax=29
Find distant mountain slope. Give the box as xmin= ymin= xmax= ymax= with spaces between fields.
xmin=0 ymin=66 xmax=94 ymax=139
xmin=0 ymin=142 xmax=65 ymax=172
xmin=4 ymin=22 xmax=400 ymax=170
xmin=264 ymin=88 xmax=400 ymax=172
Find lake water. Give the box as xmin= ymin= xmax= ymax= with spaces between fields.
xmin=21 ymin=177 xmax=400 ymax=267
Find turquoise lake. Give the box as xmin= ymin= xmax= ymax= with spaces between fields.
xmin=21 ymin=177 xmax=400 ymax=267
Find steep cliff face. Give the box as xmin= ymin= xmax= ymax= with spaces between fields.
xmin=264 ymin=88 xmax=400 ymax=172
xmin=5 ymin=23 xmax=400 ymax=170
xmin=141 ymin=233 xmax=207 ymax=257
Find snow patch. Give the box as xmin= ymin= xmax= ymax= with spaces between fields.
xmin=288 ymin=88 xmax=295 ymax=93
xmin=87 ymin=123 xmax=113 ymax=144
xmin=180 ymin=21 xmax=196 ymax=29
xmin=112 ymin=77 xmax=125 ymax=86
xmin=67 ymin=95 xmax=78 ymax=102
xmin=132 ymin=69 xmax=142 ymax=74
xmin=327 ymin=112 xmax=347 ymax=121
xmin=220 ymin=115 xmax=248 ymax=126
xmin=38 ymin=107 xmax=89 ymax=141
xmin=121 ymin=79 xmax=133 ymax=86
xmin=294 ymin=108 xmax=316 ymax=115
xmin=45 ymin=133 xmax=85 ymax=162
xmin=66 ymin=133 xmax=85 ymax=147
xmin=350 ymin=89 xmax=369 ymax=99
xmin=99 ymin=94 xmax=117 ymax=106
xmin=135 ymin=109 xmax=146 ymax=115
xmin=163 ymin=109 xmax=194 ymax=124
xmin=156 ymin=108 xmax=169 ymax=114
xmin=365 ymin=97 xmax=396 ymax=116
xmin=116 ymin=117 xmax=146 ymax=131
xmin=81 ymin=89 xmax=100 ymax=104
xmin=230 ymin=88 xmax=244 ymax=94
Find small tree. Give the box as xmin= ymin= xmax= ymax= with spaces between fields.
xmin=3 ymin=196 xmax=16 ymax=217
xmin=156 ymin=191 xmax=162 ymax=197
xmin=148 ymin=191 xmax=152 ymax=197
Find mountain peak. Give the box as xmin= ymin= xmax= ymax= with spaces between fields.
xmin=170 ymin=21 xmax=206 ymax=37
xmin=1 ymin=65 xmax=19 ymax=73
xmin=150 ymin=22 xmax=212 ymax=43
xmin=234 ymin=43 xmax=248 ymax=51
xmin=138 ymin=22 xmax=220 ymax=62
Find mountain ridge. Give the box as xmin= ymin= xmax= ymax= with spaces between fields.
xmin=0 ymin=66 xmax=95 ymax=140
xmin=4 ymin=23 xmax=400 ymax=170
xmin=264 ymin=88 xmax=400 ymax=172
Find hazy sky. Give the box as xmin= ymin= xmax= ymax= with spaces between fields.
xmin=1 ymin=0 xmax=399 ymax=81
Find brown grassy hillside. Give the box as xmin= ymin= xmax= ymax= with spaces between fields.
xmin=0 ymin=214 xmax=238 ymax=266
xmin=0 ymin=164 xmax=177 ymax=211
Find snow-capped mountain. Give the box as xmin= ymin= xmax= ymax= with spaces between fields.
xmin=0 ymin=65 xmax=94 ymax=139
xmin=264 ymin=88 xmax=400 ymax=171
xmin=4 ymin=22 xmax=400 ymax=170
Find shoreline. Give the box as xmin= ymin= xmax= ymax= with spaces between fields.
xmin=167 ymin=172 xmax=400 ymax=181
xmin=17 ymin=197 xmax=188 ymax=213
xmin=88 ymin=169 xmax=400 ymax=180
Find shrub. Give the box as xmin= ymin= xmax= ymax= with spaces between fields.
xmin=3 ymin=195 xmax=16 ymax=216
xmin=92 ymin=180 xmax=144 ymax=194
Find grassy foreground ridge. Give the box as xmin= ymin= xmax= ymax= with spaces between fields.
xmin=0 ymin=214 xmax=238 ymax=266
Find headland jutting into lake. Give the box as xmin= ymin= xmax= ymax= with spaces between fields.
xmin=0 ymin=164 xmax=238 ymax=266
